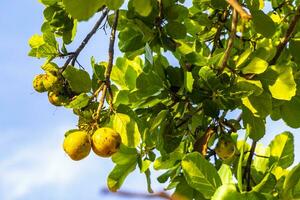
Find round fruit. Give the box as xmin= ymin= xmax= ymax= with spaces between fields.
xmin=63 ymin=130 xmax=91 ymax=161
xmin=91 ymin=127 xmax=121 ymax=157
xmin=43 ymin=72 xmax=62 ymax=92
xmin=215 ymin=136 xmax=236 ymax=160
xmin=33 ymin=74 xmax=46 ymax=93
xmin=48 ymin=92 xmax=69 ymax=106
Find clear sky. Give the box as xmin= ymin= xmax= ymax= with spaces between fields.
xmin=0 ymin=1 xmax=299 ymax=200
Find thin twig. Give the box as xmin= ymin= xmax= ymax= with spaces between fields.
xmin=226 ymin=0 xmax=252 ymax=20
xmin=94 ymin=10 xmax=119 ymax=122
xmin=219 ymin=9 xmax=238 ymax=73
xmin=269 ymin=4 xmax=300 ymax=65
xmin=60 ymin=8 xmax=109 ymax=73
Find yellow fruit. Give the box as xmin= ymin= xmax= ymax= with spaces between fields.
xmin=215 ymin=136 xmax=236 ymax=160
xmin=33 ymin=74 xmax=46 ymax=93
xmin=48 ymin=92 xmax=69 ymax=106
xmin=91 ymin=127 xmax=121 ymax=157
xmin=63 ymin=131 xmax=91 ymax=161
xmin=42 ymin=72 xmax=63 ymax=92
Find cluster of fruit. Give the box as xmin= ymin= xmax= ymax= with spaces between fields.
xmin=63 ymin=127 xmax=121 ymax=160
xmin=33 ymin=63 xmax=122 ymax=160
xmin=32 ymin=63 xmax=72 ymax=106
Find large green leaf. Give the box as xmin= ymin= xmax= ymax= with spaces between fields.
xmin=107 ymin=161 xmax=137 ymax=192
xmin=282 ymin=163 xmax=300 ymax=199
xmin=242 ymin=91 xmax=272 ymax=118
xmin=62 ymin=0 xmax=105 ymax=21
xmin=218 ymin=164 xmax=234 ymax=185
xmin=154 ymin=152 xmax=183 ymax=170
xmin=131 ymin=0 xmax=153 ymax=17
xmin=113 ymin=113 xmax=141 ymax=148
xmin=269 ymin=132 xmax=294 ymax=169
xmin=268 ymin=65 xmax=296 ymax=100
xmin=252 ymin=10 xmax=276 ymax=38
xmin=66 ymin=93 xmax=90 ymax=109
xmin=118 ymin=27 xmax=144 ymax=52
xmin=211 ymin=184 xmax=241 ymax=200
xmin=182 ymin=152 xmax=222 ymax=198
xmin=166 ymin=21 xmax=187 ymax=39
xmin=111 ymin=57 xmax=142 ymax=90
xmin=242 ymin=107 xmax=265 ymax=141
xmin=241 ymin=57 xmax=268 ymax=74
xmin=281 ymin=97 xmax=300 ymax=128
xmin=111 ymin=145 xmax=138 ymax=165
xmin=62 ymin=66 xmax=92 ymax=93
xmin=106 ymin=0 xmax=124 ymax=10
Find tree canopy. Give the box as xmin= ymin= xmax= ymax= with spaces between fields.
xmin=29 ymin=0 xmax=300 ymax=199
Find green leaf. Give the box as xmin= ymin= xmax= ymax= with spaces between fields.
xmin=62 ymin=66 xmax=92 ymax=93
xmin=172 ymin=177 xmax=195 ymax=200
xmin=28 ymin=34 xmax=58 ymax=58
xmin=242 ymin=107 xmax=265 ymax=141
xmin=211 ymin=184 xmax=241 ymax=200
xmin=252 ymin=10 xmax=276 ymax=38
xmin=269 ymin=132 xmax=294 ymax=169
xmin=113 ymin=113 xmax=141 ymax=148
xmin=29 ymin=34 xmax=45 ymax=48
xmin=242 ymin=91 xmax=272 ymax=118
xmin=283 ymin=163 xmax=300 ymax=199
xmin=253 ymin=143 xmax=270 ymax=173
xmin=182 ymin=152 xmax=222 ymax=199
xmin=145 ymin=43 xmax=153 ymax=65
xmin=236 ymin=48 xmax=252 ymax=68
xmin=66 ymin=93 xmax=90 ymax=109
xmin=62 ymin=0 xmax=105 ymax=21
xmin=39 ymin=0 xmax=58 ymax=5
xmin=218 ymin=164 xmax=234 ymax=184
xmin=241 ymin=57 xmax=268 ymax=74
xmin=136 ymin=71 xmax=163 ymax=96
xmin=91 ymin=59 xmax=106 ymax=81
xmin=184 ymin=71 xmax=194 ymax=92
xmin=166 ymin=21 xmax=187 ymax=39
xmin=112 ymin=144 xmax=138 ymax=165
xmin=118 ymin=27 xmax=144 ymax=52
xmin=154 ymin=152 xmax=183 ymax=170
xmin=281 ymin=97 xmax=300 ymax=128
xmin=107 ymin=162 xmax=137 ymax=192
xmin=268 ymin=65 xmax=296 ymax=100
xmin=131 ymin=0 xmax=153 ymax=17
xmin=150 ymin=110 xmax=169 ymax=131
xmin=106 ymin=0 xmax=124 ymax=10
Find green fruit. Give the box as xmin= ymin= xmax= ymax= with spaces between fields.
xmin=33 ymin=74 xmax=46 ymax=93
xmin=215 ymin=135 xmax=236 ymax=160
xmin=63 ymin=130 xmax=91 ymax=161
xmin=43 ymin=72 xmax=62 ymax=92
xmin=91 ymin=127 xmax=121 ymax=157
xmin=48 ymin=92 xmax=69 ymax=106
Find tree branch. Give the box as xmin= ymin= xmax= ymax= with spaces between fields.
xmin=211 ymin=10 xmax=229 ymax=56
xmin=243 ymin=140 xmax=257 ymax=191
xmin=226 ymin=0 xmax=252 ymax=20
xmin=219 ymin=8 xmax=238 ymax=73
xmin=269 ymin=5 xmax=300 ymax=65
xmin=94 ymin=10 xmax=119 ymax=122
xmin=60 ymin=8 xmax=109 ymax=72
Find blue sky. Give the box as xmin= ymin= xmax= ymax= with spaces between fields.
xmin=0 ymin=1 xmax=299 ymax=200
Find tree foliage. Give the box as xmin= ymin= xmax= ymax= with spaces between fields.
xmin=30 ymin=0 xmax=300 ymax=199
